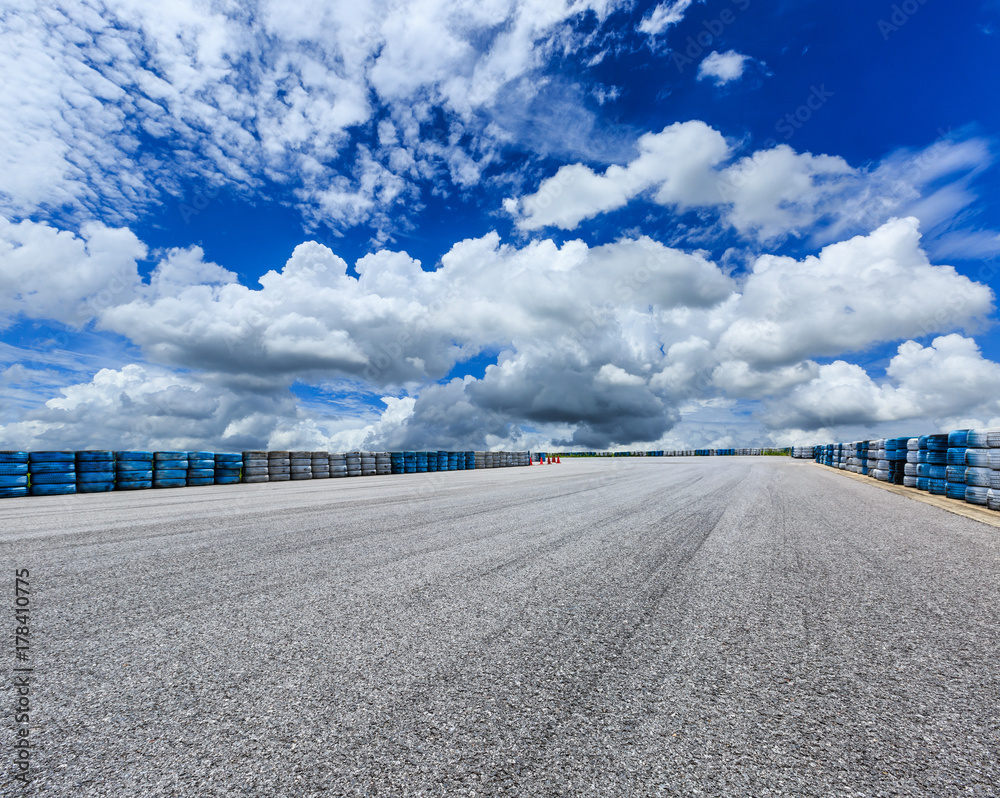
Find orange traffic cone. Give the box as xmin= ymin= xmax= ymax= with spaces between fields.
xmin=557 ymin=456 xmax=561 ymax=463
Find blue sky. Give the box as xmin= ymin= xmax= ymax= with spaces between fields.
xmin=2 ymin=0 xmax=999 ymax=452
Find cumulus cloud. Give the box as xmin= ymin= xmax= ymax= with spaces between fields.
xmin=1 ymin=214 xmax=995 ymax=451
xmin=715 ymin=217 xmax=994 ymax=367
xmin=0 ymin=217 xmax=144 ymax=329
xmin=697 ymin=50 xmax=749 ymax=85
xmin=763 ymin=335 xmax=1000 ymax=434
xmin=513 ymin=123 xmax=998 ymax=248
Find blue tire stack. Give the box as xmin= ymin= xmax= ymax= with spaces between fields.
xmin=0 ymin=451 xmax=29 ymax=499
xmin=76 ymin=450 xmax=115 ymax=493
xmin=214 ymin=452 xmax=242 ymax=484
xmin=926 ymin=434 xmax=948 ymax=495
xmin=29 ymin=451 xmax=76 ymax=496
xmin=153 ymin=451 xmax=188 ymax=488
xmin=403 ymin=452 xmax=416 ymax=473
xmin=390 ymin=452 xmax=405 ymax=474
xmin=915 ymin=436 xmax=930 ymax=492
xmin=945 ymin=429 xmax=969 ymax=500
xmin=465 ymin=451 xmax=475 ymax=469
xmin=186 ymin=451 xmax=215 ymax=486
xmin=115 ymin=451 xmax=153 ymax=490
xmin=416 ymin=452 xmax=428 ymax=472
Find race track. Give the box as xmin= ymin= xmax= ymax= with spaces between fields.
xmin=3 ymin=458 xmax=998 ymax=797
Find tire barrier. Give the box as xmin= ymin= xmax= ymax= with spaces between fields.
xmin=2 ymin=447 xmax=535 ymax=499
xmin=243 ymin=451 xmax=268 ymax=484
xmin=75 ymin=450 xmax=115 ymax=494
xmin=29 ymin=451 xmax=76 ymax=496
xmin=290 ymin=451 xmax=313 ymax=481
xmin=311 ymin=451 xmax=330 ymax=479
xmin=268 ymin=451 xmax=291 ymax=482
xmin=0 ymin=451 xmax=29 ymax=499
xmin=215 ymin=452 xmax=242 ymax=485
xmin=805 ymin=427 xmax=1000 ymax=512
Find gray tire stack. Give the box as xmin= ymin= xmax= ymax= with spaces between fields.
xmin=866 ymin=443 xmax=879 ymax=477
xmin=985 ymin=430 xmax=1000 ymax=510
xmin=242 ymin=451 xmax=268 ymax=483
xmin=347 ymin=452 xmax=362 ymax=477
xmin=375 ymin=452 xmax=391 ymax=475
xmin=475 ymin=451 xmax=486 ymax=469
xmin=360 ymin=452 xmax=377 ymax=476
xmin=903 ymin=438 xmax=919 ymax=487
xmin=330 ymin=453 xmax=348 ymax=478
xmin=311 ymin=451 xmax=330 ymax=479
xmin=290 ymin=451 xmax=312 ymax=481
xmin=873 ymin=439 xmax=889 ymax=481
xmin=964 ymin=429 xmax=992 ymax=505
xmin=268 ymin=450 xmax=291 ymax=482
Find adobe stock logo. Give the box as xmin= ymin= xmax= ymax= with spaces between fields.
xmin=877 ymin=0 xmax=931 ymax=41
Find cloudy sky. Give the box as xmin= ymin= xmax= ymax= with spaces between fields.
xmin=2 ymin=0 xmax=999 ymax=452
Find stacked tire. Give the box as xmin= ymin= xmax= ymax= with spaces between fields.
xmin=214 ymin=453 xmax=242 ymax=485
xmin=330 ymin=453 xmax=348 ymax=478
xmin=965 ymin=429 xmax=993 ymax=507
xmin=268 ymin=451 xmax=290 ymax=482
xmin=0 ymin=451 xmax=29 ymax=499
xmin=946 ymin=429 xmax=969 ymax=501
xmin=391 ymin=452 xmax=406 ymax=474
xmin=187 ymin=451 xmax=215 ymax=487
xmin=988 ymin=429 xmax=1000 ymax=511
xmin=903 ymin=438 xmax=919 ymax=488
xmin=76 ymin=450 xmax=115 ymax=493
xmin=466 ymin=452 xmax=477 ymax=469
xmin=115 ymin=451 xmax=153 ymax=490
xmin=30 ymin=451 xmax=77 ymax=496
xmin=243 ymin=451 xmax=269 ymax=483
xmin=153 ymin=451 xmax=188 ymax=489
xmin=290 ymin=451 xmax=312 ymax=481
xmin=925 ymin=434 xmax=949 ymax=495
xmin=915 ymin=436 xmax=930 ymax=492
xmin=375 ymin=452 xmax=391 ymax=475
xmin=311 ymin=452 xmax=330 ymax=479
xmin=347 ymin=452 xmax=362 ymax=477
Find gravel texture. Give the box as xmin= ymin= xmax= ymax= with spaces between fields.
xmin=2 ymin=457 xmax=999 ymax=797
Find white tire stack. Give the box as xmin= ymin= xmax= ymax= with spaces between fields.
xmin=347 ymin=452 xmax=362 ymax=477
xmin=311 ymin=451 xmax=330 ymax=478
xmin=983 ymin=429 xmax=1000 ymax=510
xmin=290 ymin=451 xmax=313 ymax=480
xmin=242 ymin=451 xmax=269 ymax=483
xmin=360 ymin=451 xmax=377 ymax=476
xmin=475 ymin=451 xmax=486 ymax=469
xmin=903 ymin=438 xmax=919 ymax=487
xmin=375 ymin=452 xmax=391 ymax=475
xmin=268 ymin=451 xmax=291 ymax=481
xmin=330 ymin=453 xmax=348 ymax=478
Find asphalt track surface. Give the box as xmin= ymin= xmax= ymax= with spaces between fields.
xmin=2 ymin=458 xmax=999 ymax=797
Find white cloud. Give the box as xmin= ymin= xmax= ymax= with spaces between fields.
xmin=515 ymin=121 xmax=729 ymax=230
xmin=763 ymin=334 xmax=1000 ymax=435
xmin=697 ymin=50 xmax=749 ymax=85
xmin=0 ymin=217 xmax=144 ymax=329
xmin=1 ymin=214 xmax=995 ymax=451
xmin=716 ymin=217 xmax=993 ymax=367
xmin=638 ymin=0 xmax=695 ymax=36
xmin=0 ymin=0 xmax=628 ymax=230
xmin=513 ymin=123 xmax=998 ymax=249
